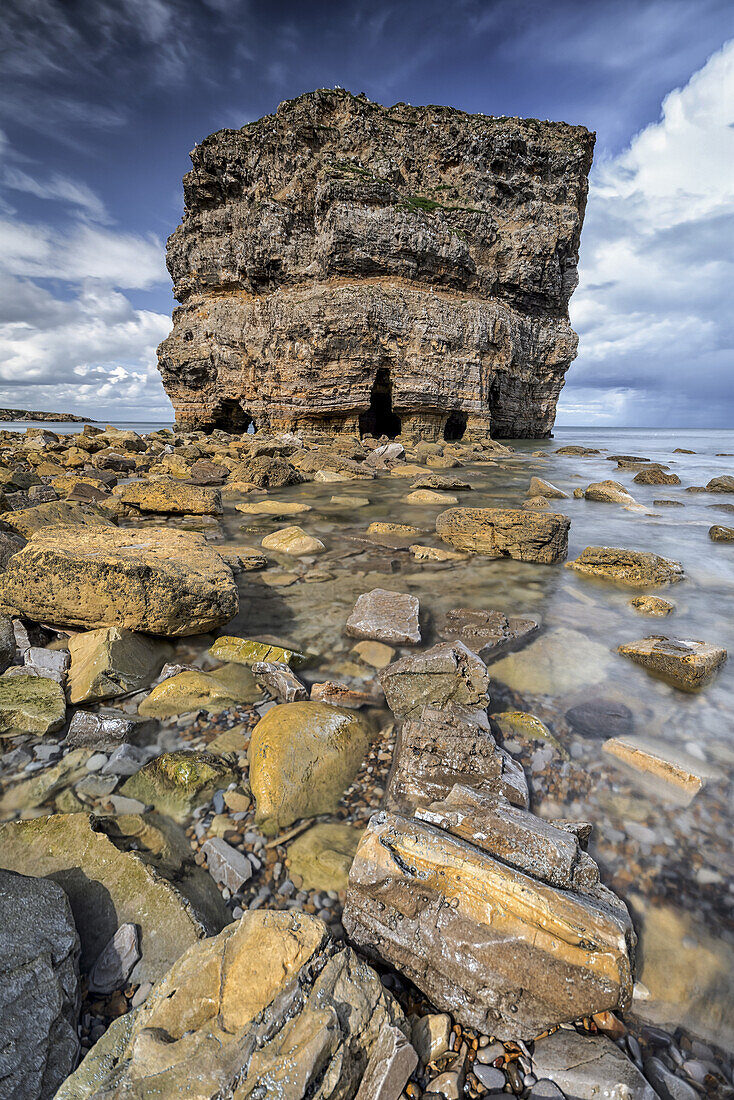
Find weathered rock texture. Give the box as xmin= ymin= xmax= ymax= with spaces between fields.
xmin=158 ymin=89 xmax=594 ymax=440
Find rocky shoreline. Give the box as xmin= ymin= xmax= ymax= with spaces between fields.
xmin=0 ymin=423 xmax=731 ymax=1099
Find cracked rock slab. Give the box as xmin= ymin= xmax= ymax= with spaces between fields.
xmin=346 ymin=588 xmax=421 ymax=646
xmin=436 ymin=507 xmax=570 ymax=563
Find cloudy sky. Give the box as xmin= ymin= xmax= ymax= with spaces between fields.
xmin=1 ymin=0 xmax=732 ymax=425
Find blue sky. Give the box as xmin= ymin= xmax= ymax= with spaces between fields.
xmin=1 ymin=0 xmax=732 ymax=425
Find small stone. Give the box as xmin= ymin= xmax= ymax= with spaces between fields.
xmin=565 ymin=699 xmax=634 ymax=739
xmin=630 ymin=595 xmax=675 ymax=616
xmin=236 ymin=500 xmax=311 ymax=516
xmin=709 ymin=524 xmax=734 ymax=541
xmin=473 ymin=1064 xmax=505 ymax=1089
xmin=260 ymin=525 xmax=325 ymax=555
xmin=584 ymin=479 xmax=637 ymax=504
xmin=107 ymin=794 xmax=149 ymax=815
xmin=85 ymin=752 xmax=108 ymax=772
xmin=251 ymin=660 xmax=308 ymax=702
xmin=201 ymin=837 xmax=253 ymax=892
xmin=351 ymin=639 xmax=396 ymax=669
xmin=411 ymin=1012 xmax=453 ymax=1064
xmin=88 ymin=923 xmax=141 ymax=994
xmin=409 ymin=544 xmax=467 ymax=561
xmin=526 ymin=476 xmax=568 ymax=499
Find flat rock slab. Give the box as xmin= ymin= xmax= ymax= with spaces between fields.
xmin=531 ymin=1029 xmax=658 ymax=1100
xmin=0 ymin=525 xmax=238 ymax=636
xmin=343 ymin=812 xmax=634 ymax=1041
xmin=566 ymin=546 xmax=684 ymax=587
xmin=437 ymin=607 xmax=539 ymax=662
xmin=0 ymin=868 xmax=80 ymax=1100
xmin=436 ymin=507 xmax=570 ymax=563
xmin=618 ymin=635 xmax=727 ymax=691
xmin=118 ymin=478 xmax=222 ymax=515
xmin=68 ymin=626 xmax=173 ymax=704
xmin=602 ymin=736 xmax=714 ymax=801
xmin=0 ymin=812 xmax=228 ymax=984
xmin=490 ymin=627 xmax=613 ymax=695
xmin=346 ymin=588 xmax=421 ymax=645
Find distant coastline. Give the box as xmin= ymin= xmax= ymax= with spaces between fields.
xmin=0 ymin=407 xmax=95 ymax=423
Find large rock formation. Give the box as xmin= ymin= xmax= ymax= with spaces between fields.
xmin=158 ymin=89 xmax=594 ymax=440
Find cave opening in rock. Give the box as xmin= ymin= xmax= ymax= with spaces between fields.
xmin=359 ymin=368 xmax=402 ymax=438
xmin=209 ymin=399 xmax=255 ymax=434
xmin=444 ymin=410 xmax=467 ymax=441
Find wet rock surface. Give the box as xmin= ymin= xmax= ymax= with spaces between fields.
xmin=618 ymin=635 xmax=727 ymax=691
xmin=436 ymin=507 xmax=570 ymax=562
xmin=566 ymin=546 xmax=685 ymax=586
xmin=0 ymin=868 xmax=80 ymax=1100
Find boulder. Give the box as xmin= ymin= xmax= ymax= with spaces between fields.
xmin=437 ymin=607 xmax=538 ymax=662
xmin=137 ymin=663 xmax=261 ymax=717
xmin=709 ymin=524 xmax=734 ymax=541
xmin=120 ymin=750 xmax=237 ymax=822
xmin=0 ymin=500 xmax=112 ymax=538
xmin=566 ymin=545 xmax=684 ymax=587
xmin=483 ymin=627 xmax=614 ymax=695
xmin=0 ymin=868 xmax=80 ymax=1100
xmin=287 ymin=822 xmax=364 ymax=892
xmin=118 ymin=478 xmax=222 ymax=515
xmin=630 ymin=594 xmax=675 ymax=616
xmin=526 ymin=476 xmax=568 ymax=499
xmin=261 ymin=525 xmax=326 ymax=555
xmin=706 ymin=475 xmax=734 ymax=493
xmin=0 ymin=525 xmax=238 ymax=636
xmin=618 ymin=636 xmax=727 ymax=691
xmin=379 ymin=641 xmax=490 ymax=721
xmin=68 ymin=626 xmax=173 ymax=704
xmin=530 ymin=1029 xmax=657 ymax=1100
xmin=343 ymin=811 xmax=635 ymax=1040
xmin=384 ymin=704 xmax=529 ymax=813
xmin=436 ymin=507 xmax=570 ymax=563
xmin=345 ymin=588 xmax=421 ymax=645
xmin=584 ymin=480 xmax=637 ymax=505
xmin=56 ymin=911 xmax=407 ymax=1100
xmin=0 ymin=812 xmax=228 ymax=984
xmin=249 ymin=702 xmax=372 ymax=835
xmin=633 ymin=466 xmax=681 ymax=486
xmin=0 ymin=673 xmax=66 ymax=734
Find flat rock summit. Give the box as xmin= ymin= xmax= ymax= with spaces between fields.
xmin=158 ymin=88 xmax=594 ymax=440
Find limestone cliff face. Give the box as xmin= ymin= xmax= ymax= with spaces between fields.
xmin=158 ymin=89 xmax=594 ymax=439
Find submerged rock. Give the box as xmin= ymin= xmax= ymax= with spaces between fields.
xmin=249 ymin=702 xmax=372 ymax=834
xmin=436 ymin=507 xmax=570 ymax=563
xmin=343 ymin=811 xmax=635 ymax=1040
xmin=437 ymin=606 xmax=539 ymax=662
xmin=0 ymin=812 xmax=228 ymax=983
xmin=57 ymin=911 xmax=407 ymax=1100
xmin=602 ymin=736 xmax=710 ymax=801
xmin=209 ymin=635 xmax=308 ymax=667
xmin=618 ymin=635 xmax=727 ymax=691
xmin=384 ymin=704 xmax=529 ymax=813
xmin=261 ymin=524 xmax=325 ymax=555
xmin=287 ymin=822 xmax=364 ymax=892
xmin=565 ymin=699 xmax=634 ymax=739
xmin=490 ymin=627 xmax=613 ymax=694
xmin=68 ymin=625 xmax=173 ymax=704
xmin=346 ymin=587 xmax=421 ymax=645
xmin=0 ymin=500 xmax=111 ymax=538
xmin=566 ymin=545 xmax=684 ymax=587
xmin=630 ymin=594 xmax=675 ymax=616
xmin=526 ymin=476 xmax=568 ymax=499
xmin=379 ymin=640 xmax=490 ymax=721
xmin=0 ymin=526 xmax=238 ymax=635
xmin=120 ymin=750 xmax=237 ymax=821
xmin=0 ymin=868 xmax=80 ymax=1100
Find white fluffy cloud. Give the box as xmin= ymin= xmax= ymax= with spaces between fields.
xmin=561 ymin=39 xmax=734 ymax=425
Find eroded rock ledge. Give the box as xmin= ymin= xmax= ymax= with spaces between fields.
xmin=158 ymin=88 xmax=594 ymax=440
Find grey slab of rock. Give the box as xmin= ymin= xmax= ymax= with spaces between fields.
xmin=385 ymin=704 xmax=529 ymax=813
xmin=251 ymin=660 xmax=308 ymax=703
xmin=102 ymin=743 xmax=149 ymax=776
xmin=88 ymin=923 xmax=141 ymax=994
xmin=0 ymin=614 xmax=16 ymax=672
xmin=437 ymin=607 xmax=539 ymax=662
xmin=346 ymin=588 xmax=421 ymax=646
xmin=355 ymin=1023 xmax=418 ymax=1100
xmin=473 ymin=1064 xmax=506 ymax=1089
xmin=66 ymin=708 xmax=155 ymax=750
xmin=75 ymin=773 xmax=118 ymax=799
xmin=531 ymin=1030 xmax=659 ymax=1100
xmin=0 ymin=868 xmax=80 ymax=1100
xmin=25 ymin=646 xmax=70 ymax=684
xmin=106 ymin=794 xmax=150 ymax=814
xmin=379 ymin=641 xmax=489 ymax=721
xmin=202 ymin=837 xmax=253 ymax=892
xmin=643 ymin=1058 xmax=696 ymax=1100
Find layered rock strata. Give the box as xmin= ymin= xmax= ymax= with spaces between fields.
xmin=158 ymin=88 xmax=594 ymax=439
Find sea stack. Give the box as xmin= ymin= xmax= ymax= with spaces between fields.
xmin=158 ymin=89 xmax=594 ymax=439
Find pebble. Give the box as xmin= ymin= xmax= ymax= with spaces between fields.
xmin=472 ymin=1064 xmax=505 ymax=1089
xmin=475 ymin=1042 xmax=504 ymax=1064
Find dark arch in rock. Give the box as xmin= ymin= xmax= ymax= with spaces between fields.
xmin=359 ymin=368 xmax=402 ymax=439
xmin=444 ymin=410 xmax=468 ymax=441
xmin=208 ymin=398 xmax=255 ymax=434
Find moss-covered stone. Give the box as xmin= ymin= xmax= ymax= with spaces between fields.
xmin=208 ymin=636 xmax=308 ymax=667
xmin=249 ymin=702 xmax=372 ymax=835
xmin=0 ymin=674 xmax=66 ymax=734
xmin=493 ymin=710 xmax=569 ymax=760
xmin=120 ymin=750 xmax=237 ymax=821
